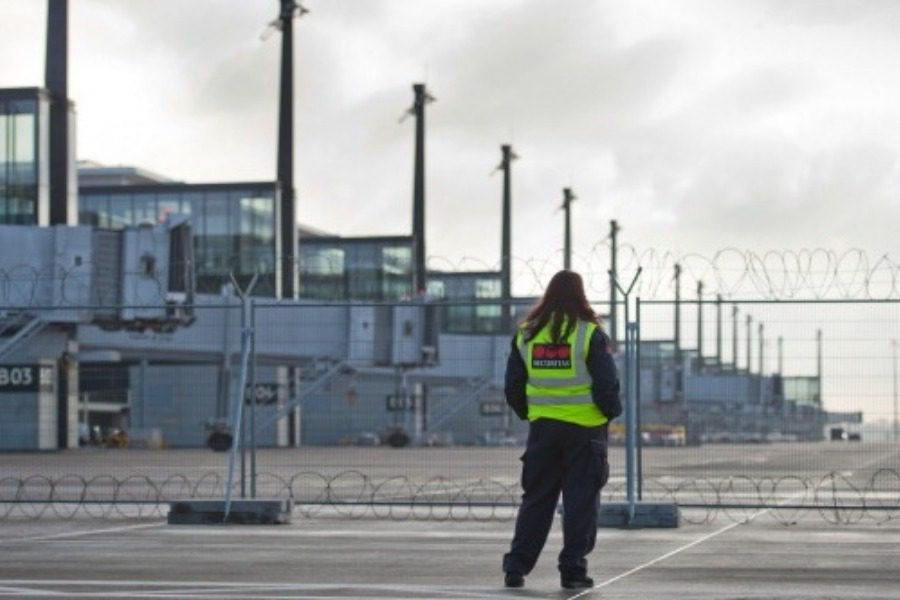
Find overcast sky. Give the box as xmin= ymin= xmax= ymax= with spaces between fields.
xmin=2 ymin=0 xmax=900 ymax=297
xmin=3 ymin=1 xmax=898 ymax=418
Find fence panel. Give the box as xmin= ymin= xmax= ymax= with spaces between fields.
xmin=635 ymin=298 xmax=900 ymax=523
xmin=1 ymin=298 xmax=898 ymax=523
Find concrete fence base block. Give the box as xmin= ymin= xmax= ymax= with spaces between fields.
xmin=598 ymin=502 xmax=680 ymax=528
xmin=167 ymin=499 xmax=292 ymax=525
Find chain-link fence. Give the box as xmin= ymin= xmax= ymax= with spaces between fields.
xmin=1 ymin=298 xmax=898 ymax=523
xmin=632 ymin=298 xmax=900 ymax=523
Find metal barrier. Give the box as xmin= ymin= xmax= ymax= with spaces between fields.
xmin=1 ymin=295 xmax=899 ymax=523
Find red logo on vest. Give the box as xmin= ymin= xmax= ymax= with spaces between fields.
xmin=531 ymin=344 xmax=572 ymax=369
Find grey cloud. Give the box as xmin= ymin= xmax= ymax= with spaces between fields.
xmin=190 ymin=45 xmax=278 ymax=116
xmin=678 ymin=67 xmax=815 ymax=124
xmin=747 ymin=0 xmax=898 ymax=28
xmin=309 ymin=0 xmax=385 ymax=26
xmin=674 ymin=139 xmax=900 ymax=250
xmin=79 ymin=0 xmax=283 ymax=120
xmin=86 ymin=0 xmax=271 ymax=58
xmin=430 ymin=2 xmax=693 ymax=141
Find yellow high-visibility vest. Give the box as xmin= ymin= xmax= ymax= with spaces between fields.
xmin=516 ymin=318 xmax=607 ymax=427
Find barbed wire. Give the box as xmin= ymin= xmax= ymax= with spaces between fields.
xmin=3 ymin=246 xmax=900 ymax=310
xmin=2 ymin=469 xmax=897 ymax=525
xmin=428 ymin=245 xmax=900 ymax=301
xmin=0 ymin=260 xmax=193 ymax=308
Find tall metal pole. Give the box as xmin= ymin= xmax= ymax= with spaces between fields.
xmin=674 ymin=264 xmax=682 ymax=396
xmin=893 ymin=339 xmax=898 ymax=443
xmin=816 ymin=329 xmax=823 ymax=406
xmin=562 ymin=188 xmax=575 ymax=270
xmin=732 ymin=305 xmax=739 ymax=371
xmin=716 ymin=294 xmax=723 ymax=370
xmin=411 ymin=83 xmax=431 ymax=295
xmin=746 ymin=315 xmax=753 ymax=373
xmin=500 ymin=144 xmax=515 ymax=332
xmin=608 ymin=220 xmax=619 ymax=349
xmin=276 ymin=0 xmax=302 ymax=299
xmin=673 ymin=264 xmax=681 ymax=355
xmin=758 ymin=322 xmax=765 ymax=406
xmin=46 ymin=0 xmax=72 ymax=226
xmin=778 ymin=336 xmax=783 ymax=375
xmin=696 ymin=281 xmax=704 ymax=369
xmin=758 ymin=323 xmax=764 ymax=375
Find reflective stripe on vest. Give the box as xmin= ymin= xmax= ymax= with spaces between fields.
xmin=527 ymin=394 xmax=594 ymax=405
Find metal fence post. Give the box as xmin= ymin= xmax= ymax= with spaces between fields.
xmin=250 ymin=297 xmax=258 ymax=498
xmin=636 ymin=296 xmax=642 ymax=501
xmin=239 ymin=294 xmax=247 ymax=499
xmin=223 ymin=274 xmax=258 ymax=522
xmin=625 ymin=321 xmax=637 ymax=522
xmin=609 ymin=268 xmax=642 ymax=524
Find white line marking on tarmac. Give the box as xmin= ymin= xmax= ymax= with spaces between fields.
xmin=566 ymin=519 xmax=746 ymax=599
xmin=0 ymin=581 xmax=511 ymax=599
xmin=0 ymin=585 xmax=63 ymax=597
xmin=161 ymin=528 xmax=520 ymax=540
xmin=0 ymin=521 xmax=165 ymax=545
xmin=567 ymin=481 xmax=835 ymax=599
xmin=6 ymin=592 xmax=489 ymax=599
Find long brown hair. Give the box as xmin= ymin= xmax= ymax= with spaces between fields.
xmin=521 ymin=270 xmax=600 ymax=342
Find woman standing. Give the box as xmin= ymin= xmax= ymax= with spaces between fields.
xmin=501 ymin=270 xmax=622 ymax=590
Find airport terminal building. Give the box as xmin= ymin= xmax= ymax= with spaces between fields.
xmin=0 ymin=4 xmax=830 ymax=451
xmin=1 ymin=96 xmax=830 ymax=450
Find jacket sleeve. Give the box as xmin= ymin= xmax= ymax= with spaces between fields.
xmin=587 ymin=329 xmax=623 ymax=420
xmin=504 ymin=336 xmax=529 ymax=421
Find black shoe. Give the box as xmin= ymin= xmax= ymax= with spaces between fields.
xmin=560 ymin=574 xmax=594 ymax=589
xmin=504 ymin=572 xmax=525 ymax=588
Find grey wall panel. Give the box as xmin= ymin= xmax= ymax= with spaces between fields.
xmin=81 ymin=300 xmax=349 ymax=364
xmin=426 ymin=334 xmax=504 ymax=381
xmin=129 ymin=363 xmax=286 ymax=449
xmin=299 ymin=373 xmax=524 ymax=447
xmin=685 ymin=374 xmax=753 ymax=405
xmin=129 ymin=364 xmax=219 ymax=448
xmin=2 ymin=328 xmax=69 ymax=363
xmin=0 ymin=393 xmax=38 ymax=450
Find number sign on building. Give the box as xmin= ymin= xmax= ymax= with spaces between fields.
xmin=0 ymin=365 xmax=40 ymax=392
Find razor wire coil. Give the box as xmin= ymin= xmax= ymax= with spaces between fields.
xmin=432 ymin=246 xmax=900 ymax=301
xmin=3 ymin=246 xmax=900 ymax=309
xmin=1 ymin=469 xmax=898 ymax=525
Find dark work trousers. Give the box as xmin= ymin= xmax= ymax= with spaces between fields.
xmin=502 ymin=418 xmax=609 ymax=577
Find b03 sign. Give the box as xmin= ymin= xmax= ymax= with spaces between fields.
xmin=0 ymin=365 xmax=39 ymax=392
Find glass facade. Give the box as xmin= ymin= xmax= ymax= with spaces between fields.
xmin=0 ymin=89 xmax=49 ymax=225
xmin=426 ymin=271 xmax=508 ymax=333
xmin=783 ymin=376 xmax=821 ymax=407
xmin=299 ymin=238 xmax=520 ymax=333
xmin=299 ymin=236 xmax=413 ymax=301
xmin=79 ymin=183 xmax=279 ymax=296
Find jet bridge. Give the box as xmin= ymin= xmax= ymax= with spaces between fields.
xmin=74 ymin=297 xmax=516 ymax=448
xmin=0 ymin=217 xmax=196 ymax=450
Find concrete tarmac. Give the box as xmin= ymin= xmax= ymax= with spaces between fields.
xmin=1 ymin=509 xmax=898 ymax=599
xmin=2 ymin=443 xmax=898 ymax=598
